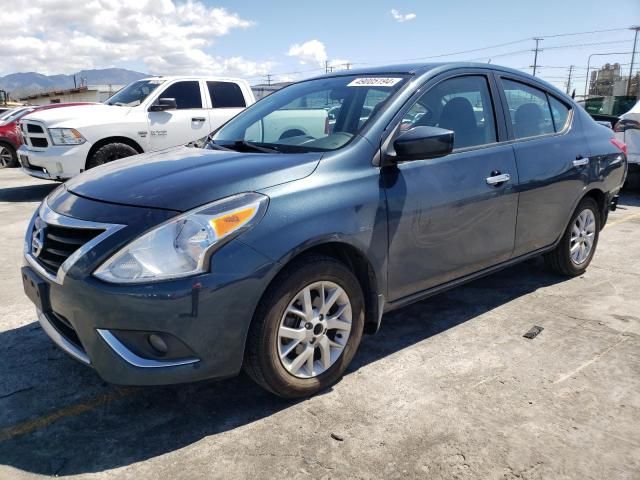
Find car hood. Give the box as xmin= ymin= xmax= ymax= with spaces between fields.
xmin=65 ymin=146 xmax=322 ymax=212
xmin=22 ymin=104 xmax=131 ymax=127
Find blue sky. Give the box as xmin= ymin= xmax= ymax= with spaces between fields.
xmin=2 ymin=0 xmax=639 ymax=93
xmin=209 ymin=0 xmax=640 ymax=90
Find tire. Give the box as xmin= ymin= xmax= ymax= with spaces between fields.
xmin=86 ymin=142 xmax=138 ymax=170
xmin=0 ymin=143 xmax=17 ymax=168
xmin=279 ymin=129 xmax=305 ymax=140
xmin=544 ymin=197 xmax=600 ymax=276
xmin=244 ymin=255 xmax=365 ymax=398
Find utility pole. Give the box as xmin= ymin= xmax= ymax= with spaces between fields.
xmin=627 ymin=26 xmax=640 ymax=96
xmin=264 ymin=74 xmax=273 ymax=86
xmin=345 ymin=63 xmax=351 ymax=70
xmin=325 ymin=60 xmax=329 ymax=74
xmin=531 ymin=37 xmax=543 ymax=76
xmin=566 ymin=65 xmax=574 ymax=94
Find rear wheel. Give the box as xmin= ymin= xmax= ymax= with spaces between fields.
xmin=0 ymin=143 xmax=17 ymax=168
xmin=244 ymin=255 xmax=364 ymax=398
xmin=86 ymin=142 xmax=138 ymax=170
xmin=544 ymin=197 xmax=600 ymax=276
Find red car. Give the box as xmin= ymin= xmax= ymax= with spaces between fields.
xmin=0 ymin=103 xmax=94 ymax=167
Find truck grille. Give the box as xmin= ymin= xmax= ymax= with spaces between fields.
xmin=33 ymin=216 xmax=104 ymax=275
xmin=20 ymin=120 xmax=50 ymax=150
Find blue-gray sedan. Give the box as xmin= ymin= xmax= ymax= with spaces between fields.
xmin=22 ymin=63 xmax=627 ymax=397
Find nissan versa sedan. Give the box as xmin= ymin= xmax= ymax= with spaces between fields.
xmin=22 ymin=63 xmax=627 ymax=398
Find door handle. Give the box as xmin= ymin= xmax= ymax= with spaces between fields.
xmin=486 ymin=173 xmax=511 ymax=186
xmin=573 ymin=156 xmax=589 ymax=167
xmin=192 ymin=117 xmax=206 ymax=122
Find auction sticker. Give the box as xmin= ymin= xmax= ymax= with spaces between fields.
xmin=347 ymin=77 xmax=403 ymax=87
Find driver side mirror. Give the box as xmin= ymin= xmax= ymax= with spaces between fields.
xmin=149 ymin=97 xmax=177 ymax=112
xmin=390 ymin=126 xmax=454 ymax=163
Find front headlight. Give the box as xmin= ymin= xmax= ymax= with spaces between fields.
xmin=94 ymin=192 xmax=268 ymax=284
xmin=48 ymin=128 xmax=86 ymax=145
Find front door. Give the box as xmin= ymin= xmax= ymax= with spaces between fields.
xmin=385 ymin=74 xmax=519 ymax=301
xmin=147 ymin=80 xmax=211 ymax=150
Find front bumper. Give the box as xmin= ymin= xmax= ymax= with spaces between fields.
xmin=18 ymin=143 xmax=91 ymax=180
xmin=27 ymin=238 xmax=275 ymax=385
xmin=23 ymin=193 xmax=278 ymax=386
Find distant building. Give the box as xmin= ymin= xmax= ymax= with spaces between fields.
xmin=589 ymin=63 xmax=622 ymax=97
xmin=19 ymin=85 xmax=122 ymax=105
xmin=251 ymin=81 xmax=293 ymax=100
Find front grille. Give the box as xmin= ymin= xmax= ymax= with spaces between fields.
xmin=27 ymin=124 xmax=44 ymax=133
xmin=20 ymin=120 xmax=50 ymax=150
xmin=48 ymin=311 xmax=84 ymax=352
xmin=31 ymin=138 xmax=48 ymax=148
xmin=35 ymin=221 xmax=104 ymax=275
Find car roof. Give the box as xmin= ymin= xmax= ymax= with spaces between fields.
xmin=307 ymin=62 xmax=568 ymax=99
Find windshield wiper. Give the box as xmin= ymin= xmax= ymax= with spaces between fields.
xmin=233 ymin=140 xmax=281 ymax=153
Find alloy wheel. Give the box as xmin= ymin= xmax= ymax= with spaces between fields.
xmin=0 ymin=146 xmax=12 ymax=167
xmin=570 ymin=208 xmax=596 ymax=265
xmin=277 ymin=281 xmax=352 ymax=378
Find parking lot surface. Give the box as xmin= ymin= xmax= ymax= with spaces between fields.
xmin=1 ymin=168 xmax=639 ymax=480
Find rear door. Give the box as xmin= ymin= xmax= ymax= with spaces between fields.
xmin=496 ymin=76 xmax=588 ymax=256
xmin=384 ymin=71 xmax=519 ymax=301
xmin=206 ymin=81 xmax=247 ymax=132
xmin=147 ymin=80 xmax=211 ymax=150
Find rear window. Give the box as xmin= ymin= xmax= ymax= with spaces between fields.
xmin=548 ymin=96 xmax=570 ymax=131
xmin=501 ymin=79 xmax=555 ymax=139
xmin=207 ymin=82 xmax=246 ymax=108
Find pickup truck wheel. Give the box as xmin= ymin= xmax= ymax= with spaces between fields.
xmin=244 ymin=255 xmax=364 ymax=398
xmin=544 ymin=197 xmax=600 ymax=276
xmin=0 ymin=143 xmax=17 ymax=168
xmin=86 ymin=143 xmax=138 ymax=170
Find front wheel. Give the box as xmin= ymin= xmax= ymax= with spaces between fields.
xmin=544 ymin=197 xmax=600 ymax=276
xmin=0 ymin=143 xmax=17 ymax=168
xmin=86 ymin=142 xmax=138 ymax=170
xmin=244 ymin=255 xmax=364 ymax=398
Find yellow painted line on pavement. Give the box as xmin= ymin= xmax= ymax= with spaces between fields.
xmin=607 ymin=212 xmax=640 ymax=228
xmin=0 ymin=387 xmax=136 ymax=442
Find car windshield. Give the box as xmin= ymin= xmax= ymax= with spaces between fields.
xmin=105 ymin=79 xmax=165 ymax=107
xmin=211 ymin=75 xmax=408 ymax=153
xmin=0 ymin=107 xmax=33 ymax=125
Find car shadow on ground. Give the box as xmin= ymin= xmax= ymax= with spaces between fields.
xmin=0 ymin=183 xmax=58 ymax=202
xmin=0 ymin=257 xmax=567 ymax=476
xmin=617 ymin=190 xmax=640 ymax=208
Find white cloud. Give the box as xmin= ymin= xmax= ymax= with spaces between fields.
xmin=288 ymin=40 xmax=328 ymax=67
xmin=390 ymin=9 xmax=417 ymax=22
xmin=0 ymin=0 xmax=273 ymax=78
xmin=287 ymin=40 xmax=351 ymax=74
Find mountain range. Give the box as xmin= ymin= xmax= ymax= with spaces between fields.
xmin=0 ymin=68 xmax=147 ymax=98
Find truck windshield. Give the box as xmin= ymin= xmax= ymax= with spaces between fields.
xmin=211 ymin=75 xmax=408 ymax=152
xmin=105 ymin=79 xmax=165 ymax=107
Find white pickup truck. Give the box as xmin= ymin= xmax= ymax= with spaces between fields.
xmin=17 ymin=76 xmax=256 ymax=180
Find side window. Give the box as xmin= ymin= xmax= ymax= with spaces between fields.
xmin=548 ymin=96 xmax=571 ymax=132
xmin=159 ymin=81 xmax=202 ymax=109
xmin=501 ymin=79 xmax=554 ymax=138
xmin=207 ymin=81 xmax=246 ymax=108
xmin=406 ymin=75 xmax=497 ymax=149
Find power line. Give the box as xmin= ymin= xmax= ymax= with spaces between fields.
xmin=245 ymin=26 xmax=635 ymax=85
xmin=539 ymin=27 xmax=629 ymax=38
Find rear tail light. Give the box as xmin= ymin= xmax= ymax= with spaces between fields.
xmin=610 ymin=138 xmax=627 ymax=155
